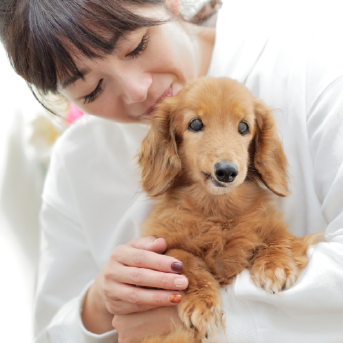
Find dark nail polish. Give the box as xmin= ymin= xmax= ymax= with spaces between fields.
xmin=171 ymin=262 xmax=183 ymax=272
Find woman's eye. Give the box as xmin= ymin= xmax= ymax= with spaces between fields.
xmin=83 ymin=79 xmax=104 ymax=104
xmin=188 ymin=118 xmax=204 ymax=132
xmin=126 ymin=33 xmax=150 ymax=58
xmin=238 ymin=121 xmax=249 ymax=135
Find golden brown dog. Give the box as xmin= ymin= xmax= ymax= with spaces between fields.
xmin=138 ymin=77 xmax=319 ymax=343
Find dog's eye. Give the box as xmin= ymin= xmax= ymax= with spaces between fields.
xmin=188 ymin=118 xmax=204 ymax=132
xmin=238 ymin=121 xmax=249 ymax=135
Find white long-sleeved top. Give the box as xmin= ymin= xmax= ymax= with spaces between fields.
xmin=34 ymin=0 xmax=343 ymax=342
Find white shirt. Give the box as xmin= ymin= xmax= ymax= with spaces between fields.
xmin=34 ymin=0 xmax=343 ymax=342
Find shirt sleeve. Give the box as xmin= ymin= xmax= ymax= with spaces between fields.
xmin=34 ymin=151 xmax=118 ymax=343
xmin=216 ymin=78 xmax=343 ymax=343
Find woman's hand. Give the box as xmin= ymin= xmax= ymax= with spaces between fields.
xmin=113 ymin=306 xmax=182 ymax=343
xmin=82 ymin=236 xmax=188 ymax=334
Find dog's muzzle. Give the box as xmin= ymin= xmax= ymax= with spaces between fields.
xmin=214 ymin=162 xmax=238 ymax=183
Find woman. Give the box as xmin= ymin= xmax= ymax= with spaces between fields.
xmin=1 ymin=0 xmax=343 ymax=342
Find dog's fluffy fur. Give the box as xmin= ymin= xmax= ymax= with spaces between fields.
xmin=138 ymin=77 xmax=319 ymax=343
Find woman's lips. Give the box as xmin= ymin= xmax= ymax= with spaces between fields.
xmin=143 ymin=86 xmax=173 ymax=117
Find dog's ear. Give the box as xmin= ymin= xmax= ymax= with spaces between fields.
xmin=138 ymin=99 xmax=182 ymax=197
xmin=253 ymin=99 xmax=289 ymax=197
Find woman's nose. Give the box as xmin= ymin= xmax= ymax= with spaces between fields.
xmin=119 ymin=72 xmax=152 ymax=104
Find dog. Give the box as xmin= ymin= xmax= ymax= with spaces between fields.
xmin=138 ymin=77 xmax=319 ymax=343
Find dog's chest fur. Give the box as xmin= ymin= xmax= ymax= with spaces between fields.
xmin=142 ymin=181 xmax=282 ymax=285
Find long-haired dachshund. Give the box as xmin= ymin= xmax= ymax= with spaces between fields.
xmin=138 ymin=77 xmax=319 ymax=343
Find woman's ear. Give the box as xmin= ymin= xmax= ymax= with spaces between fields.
xmin=138 ymin=98 xmax=182 ymax=197
xmin=253 ymin=99 xmax=289 ymax=197
xmin=166 ymin=0 xmax=181 ymax=15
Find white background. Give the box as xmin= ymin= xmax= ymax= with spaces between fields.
xmin=0 ymin=44 xmax=43 ymax=342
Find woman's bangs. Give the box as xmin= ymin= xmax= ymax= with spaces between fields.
xmin=9 ymin=0 xmax=167 ymax=93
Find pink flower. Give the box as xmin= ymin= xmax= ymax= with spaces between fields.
xmin=66 ymin=104 xmax=84 ymax=123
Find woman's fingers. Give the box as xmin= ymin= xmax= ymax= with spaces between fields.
xmin=104 ymin=282 xmax=183 ymax=315
xmin=113 ymin=306 xmax=181 ymax=342
xmin=129 ymin=236 xmax=168 ymax=254
xmin=111 ymin=243 xmax=184 ymax=274
xmin=111 ymin=262 xmax=188 ymax=290
xmin=98 ymin=236 xmax=189 ymax=316
xmin=104 ymin=298 xmax=155 ymax=315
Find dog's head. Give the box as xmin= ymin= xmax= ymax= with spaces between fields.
xmin=138 ymin=77 xmax=288 ymax=198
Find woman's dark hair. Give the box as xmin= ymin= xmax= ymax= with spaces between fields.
xmin=0 ymin=0 xmax=168 ymax=94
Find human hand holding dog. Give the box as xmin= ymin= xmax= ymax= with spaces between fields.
xmin=113 ymin=306 xmax=182 ymax=343
xmin=82 ymin=236 xmax=189 ymax=334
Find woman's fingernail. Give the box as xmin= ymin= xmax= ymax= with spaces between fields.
xmin=146 ymin=238 xmax=164 ymax=249
xmin=174 ymin=277 xmax=187 ymax=288
xmin=171 ymin=262 xmax=183 ymax=272
xmin=153 ymin=238 xmax=163 ymax=243
xmin=168 ymin=294 xmax=182 ymax=303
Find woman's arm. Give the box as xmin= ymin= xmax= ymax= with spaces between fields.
xmin=34 ymin=200 xmax=106 ymax=342
xmin=35 ymin=147 xmax=188 ymax=343
xmin=217 ymin=78 xmax=343 ymax=343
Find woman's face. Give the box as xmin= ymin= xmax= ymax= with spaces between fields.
xmin=58 ymin=5 xmax=209 ymax=123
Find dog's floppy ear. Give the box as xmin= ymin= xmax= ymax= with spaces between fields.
xmin=138 ymin=99 xmax=181 ymax=197
xmin=253 ymin=99 xmax=289 ymax=197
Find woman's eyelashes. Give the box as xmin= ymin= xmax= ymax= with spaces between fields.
xmin=126 ymin=33 xmax=150 ymax=58
xmin=127 ymin=33 xmax=150 ymax=58
xmin=83 ymin=79 xmax=104 ymax=104
xmin=82 ymin=33 xmax=149 ymax=105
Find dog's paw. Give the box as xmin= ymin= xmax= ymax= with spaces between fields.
xmin=178 ymin=287 xmax=223 ymax=339
xmin=250 ymin=257 xmax=302 ymax=294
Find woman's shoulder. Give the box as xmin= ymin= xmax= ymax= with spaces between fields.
xmin=212 ymin=0 xmax=343 ymax=99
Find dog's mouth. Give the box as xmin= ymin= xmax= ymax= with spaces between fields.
xmin=202 ymin=171 xmax=227 ymax=188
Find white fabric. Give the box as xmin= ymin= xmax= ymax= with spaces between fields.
xmin=34 ymin=0 xmax=343 ymax=342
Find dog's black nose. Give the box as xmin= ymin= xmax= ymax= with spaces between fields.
xmin=214 ymin=162 xmax=238 ymax=183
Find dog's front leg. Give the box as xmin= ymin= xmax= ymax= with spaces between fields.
xmin=249 ymin=231 xmax=320 ymax=294
xmin=166 ymin=248 xmax=223 ymax=340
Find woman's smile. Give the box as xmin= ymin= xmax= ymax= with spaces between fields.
xmin=140 ymin=85 xmax=174 ymax=120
